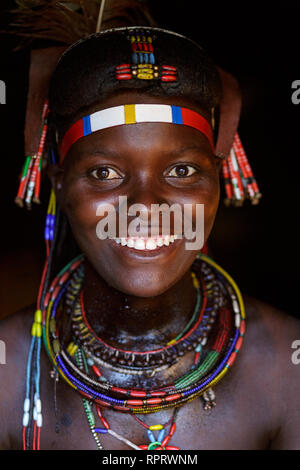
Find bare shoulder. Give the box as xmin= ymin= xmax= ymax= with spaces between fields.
xmin=0 ymin=305 xmax=35 ymax=449
xmin=243 ymin=294 xmax=300 ymax=449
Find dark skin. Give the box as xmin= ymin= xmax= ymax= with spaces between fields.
xmin=1 ymin=91 xmax=300 ymax=450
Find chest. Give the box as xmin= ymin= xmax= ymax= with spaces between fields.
xmin=36 ymin=366 xmax=270 ymax=451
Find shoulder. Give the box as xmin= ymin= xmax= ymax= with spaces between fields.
xmin=242 ymin=294 xmax=300 ymax=449
xmin=0 ymin=305 xmax=35 ymax=448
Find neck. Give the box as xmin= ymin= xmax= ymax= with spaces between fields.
xmin=82 ymin=259 xmax=198 ymax=351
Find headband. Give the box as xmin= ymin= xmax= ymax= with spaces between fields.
xmin=59 ymin=104 xmax=214 ymax=164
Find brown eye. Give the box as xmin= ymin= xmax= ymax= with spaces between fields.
xmin=90 ymin=167 xmax=121 ymax=180
xmin=167 ymin=164 xmax=197 ymax=178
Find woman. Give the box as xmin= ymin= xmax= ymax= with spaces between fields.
xmin=1 ymin=11 xmax=300 ymax=451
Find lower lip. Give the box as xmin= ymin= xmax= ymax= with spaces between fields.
xmin=107 ymin=237 xmax=184 ymax=259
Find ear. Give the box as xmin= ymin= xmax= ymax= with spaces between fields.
xmin=47 ymin=163 xmax=65 ymax=211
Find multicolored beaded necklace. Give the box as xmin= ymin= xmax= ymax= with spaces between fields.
xmin=22 ymin=234 xmax=245 ymax=450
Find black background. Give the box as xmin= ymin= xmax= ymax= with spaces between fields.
xmin=0 ymin=1 xmax=299 ymax=318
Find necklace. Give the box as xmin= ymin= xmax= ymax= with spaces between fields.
xmin=72 ymin=268 xmax=220 ymax=374
xmin=23 ymin=252 xmax=245 ymax=450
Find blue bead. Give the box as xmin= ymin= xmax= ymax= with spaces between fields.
xmin=132 ymin=53 xmax=138 ymax=64
xmin=147 ymin=429 xmax=156 ymax=443
xmin=138 ymin=52 xmax=144 ymax=63
xmin=94 ymin=428 xmax=108 ymax=434
xmin=144 ymin=53 xmax=149 ymax=64
xmin=158 ymin=429 xmax=165 ymax=442
xmin=149 ymin=53 xmax=155 ymax=64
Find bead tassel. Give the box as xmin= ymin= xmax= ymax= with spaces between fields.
xmin=221 ymin=133 xmax=262 ymax=206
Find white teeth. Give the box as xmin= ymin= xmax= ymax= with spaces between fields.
xmin=134 ymin=238 xmax=146 ymax=250
xmin=163 ymin=236 xmax=170 ymax=246
xmin=127 ymin=238 xmax=135 ymax=248
xmin=146 ymin=238 xmax=157 ymax=250
xmin=112 ymin=234 xmax=180 ymax=250
xmin=156 ymin=238 xmax=164 ymax=247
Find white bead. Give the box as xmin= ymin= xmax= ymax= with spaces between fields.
xmin=23 ymin=398 xmax=30 ymax=412
xmin=235 ymin=313 xmax=241 ymax=328
xmin=33 ymin=407 xmax=37 ymax=421
xmin=232 ymin=299 xmax=239 ymax=314
xmin=37 ymin=413 xmax=43 ymax=428
xmin=22 ymin=412 xmax=29 ymax=427
xmin=35 ymin=398 xmax=42 ymax=413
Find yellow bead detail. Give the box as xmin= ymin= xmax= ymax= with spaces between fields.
xmin=191 ymin=272 xmax=200 ymax=289
xmin=137 ymin=72 xmax=154 ymax=80
xmin=31 ymin=322 xmax=37 ymax=337
xmin=53 ymin=339 xmax=60 ymax=354
xmin=67 ymin=342 xmax=78 ymax=356
xmin=149 ymin=424 xmax=163 ymax=431
xmin=34 ymin=309 xmax=42 ymax=323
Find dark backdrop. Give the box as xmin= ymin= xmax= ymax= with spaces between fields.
xmin=0 ymin=1 xmax=299 ymax=318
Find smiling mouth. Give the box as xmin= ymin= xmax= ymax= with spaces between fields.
xmin=111 ymin=234 xmax=181 ymax=251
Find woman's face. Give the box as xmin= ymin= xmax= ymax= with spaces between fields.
xmin=52 ymin=92 xmax=220 ymax=297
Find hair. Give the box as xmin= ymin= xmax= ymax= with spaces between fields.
xmin=48 ymin=26 xmax=222 ymax=144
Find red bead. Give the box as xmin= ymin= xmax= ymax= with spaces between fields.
xmin=111 ymin=387 xmax=128 ymax=395
xmin=92 ymin=365 xmax=101 ymax=377
xmin=148 ymin=44 xmax=153 ymax=52
xmin=116 ymin=64 xmax=131 ymax=69
xmin=161 ymin=76 xmax=177 ymax=82
xmin=139 ymin=445 xmax=148 ymax=450
xmin=147 ymin=398 xmax=162 ymax=405
xmin=169 ymin=423 xmax=176 ymax=436
xmin=165 ymin=446 xmax=180 ymax=450
xmin=162 ymin=65 xmax=177 ymax=71
xmin=165 ymin=393 xmax=181 ymax=402
xmin=95 ymin=399 xmax=110 ymax=408
xmin=113 ymin=405 xmax=130 ymax=412
xmin=150 ymin=391 xmax=167 ymax=397
xmin=137 ymin=42 xmax=143 ymax=51
xmin=240 ymin=320 xmax=246 ymax=335
xmin=80 ymin=391 xmax=93 ymax=400
xmin=116 ymin=73 xmax=132 ymax=80
xmin=227 ymin=352 xmax=237 ymax=367
xmin=161 ymin=435 xmax=171 ymax=447
xmin=127 ymin=399 xmax=144 ymax=406
xmin=131 ymin=43 xmax=137 ymax=51
xmin=235 ymin=336 xmax=243 ymax=352
xmin=96 ymin=405 xmax=102 ymax=418
xmin=100 ymin=417 xmax=110 ymax=430
xmin=130 ymin=390 xmax=147 ymax=397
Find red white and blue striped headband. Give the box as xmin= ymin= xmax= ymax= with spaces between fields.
xmin=59 ymin=104 xmax=214 ymax=164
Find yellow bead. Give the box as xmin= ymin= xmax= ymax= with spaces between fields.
xmin=53 ymin=339 xmax=60 ymax=354
xmin=36 ymin=324 xmax=42 ymax=337
xmin=49 ymin=318 xmax=56 ymax=334
xmin=34 ymin=309 xmax=42 ymax=324
xmin=31 ymin=322 xmax=37 ymax=337
xmin=131 ymin=36 xmax=136 ymax=43
xmin=137 ymin=72 xmax=153 ymax=80
xmin=149 ymin=424 xmax=163 ymax=431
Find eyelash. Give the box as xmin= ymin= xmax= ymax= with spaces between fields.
xmin=89 ymin=163 xmax=199 ymax=181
